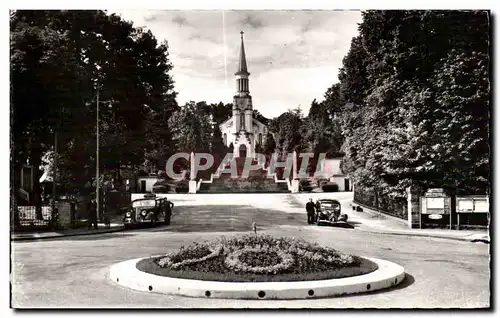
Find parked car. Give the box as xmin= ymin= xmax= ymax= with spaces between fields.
xmin=315 ymin=199 xmax=348 ymax=225
xmin=123 ymin=193 xmax=172 ymax=229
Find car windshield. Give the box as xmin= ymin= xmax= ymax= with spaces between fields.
xmin=320 ymin=201 xmax=338 ymax=208
xmin=132 ymin=199 xmax=156 ymax=208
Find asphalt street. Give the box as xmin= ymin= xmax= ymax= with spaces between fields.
xmin=11 ymin=193 xmax=490 ymax=308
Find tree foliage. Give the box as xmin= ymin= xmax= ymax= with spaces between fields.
xmin=339 ymin=10 xmax=490 ymax=196
xmin=11 ymin=10 xmax=177 ymax=215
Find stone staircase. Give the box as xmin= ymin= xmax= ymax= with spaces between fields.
xmin=197 ymin=157 xmax=291 ymax=193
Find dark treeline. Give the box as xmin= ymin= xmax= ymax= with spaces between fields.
xmin=338 ymin=10 xmax=490 ymax=197
xmin=11 ymin=10 xmax=490 ymax=219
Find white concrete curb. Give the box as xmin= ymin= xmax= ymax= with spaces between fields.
xmin=109 ymin=256 xmax=405 ymax=300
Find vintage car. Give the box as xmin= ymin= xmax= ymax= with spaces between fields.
xmin=123 ymin=193 xmax=173 ymax=229
xmin=315 ymin=199 xmax=348 ymax=225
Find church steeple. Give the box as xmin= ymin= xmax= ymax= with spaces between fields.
xmin=230 ymin=30 xmax=256 ymax=159
xmin=236 ymin=31 xmax=249 ymax=76
xmin=235 ymin=31 xmax=250 ymax=94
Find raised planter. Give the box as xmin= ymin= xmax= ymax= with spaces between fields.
xmin=109 ymin=257 xmax=405 ymax=300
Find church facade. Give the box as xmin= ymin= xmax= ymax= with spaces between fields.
xmin=219 ymin=32 xmax=268 ymax=159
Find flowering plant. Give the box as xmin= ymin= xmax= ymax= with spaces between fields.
xmin=224 ymin=246 xmax=294 ymax=274
xmin=157 ymin=243 xmax=222 ymax=270
xmin=295 ymin=248 xmax=355 ymax=265
xmin=154 ymin=234 xmax=360 ymax=274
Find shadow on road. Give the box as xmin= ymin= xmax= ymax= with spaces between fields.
xmin=143 ymin=204 xmax=307 ymax=233
xmin=275 ymin=273 xmax=416 ymax=302
xmin=340 ymin=273 xmax=416 ymax=299
xmin=347 ymin=221 xmax=362 ymax=228
xmin=34 ymin=233 xmax=137 ymax=242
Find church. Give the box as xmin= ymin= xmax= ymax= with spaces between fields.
xmin=219 ymin=31 xmax=268 ymax=159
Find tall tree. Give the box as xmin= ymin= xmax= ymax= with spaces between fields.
xmin=11 ymin=10 xmax=178 ymax=215
xmin=11 ymin=10 xmax=86 ymax=217
xmin=210 ymin=102 xmax=232 ymax=124
xmin=338 ymin=10 xmax=490 ymax=196
xmin=262 ymin=132 xmax=276 ymax=157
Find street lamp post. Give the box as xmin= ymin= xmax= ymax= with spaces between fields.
xmin=96 ymin=85 xmax=100 ymax=223
xmin=52 ymin=128 xmax=58 ymax=218
xmin=95 ymin=78 xmax=112 ymax=224
xmin=51 ymin=105 xmax=63 ymax=219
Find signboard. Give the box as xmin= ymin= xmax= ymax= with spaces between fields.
xmin=427 ymin=197 xmax=444 ymax=209
xmin=428 ymin=214 xmax=443 ymax=220
xmin=458 ymin=200 xmax=474 ymax=212
xmin=474 ymin=200 xmax=489 ymax=213
xmin=456 ymin=198 xmax=489 ymax=213
xmin=420 ymin=189 xmax=451 ymax=229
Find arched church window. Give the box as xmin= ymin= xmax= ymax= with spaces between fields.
xmin=258 ymin=133 xmax=262 ymax=145
xmin=223 ymin=133 xmax=227 ymax=146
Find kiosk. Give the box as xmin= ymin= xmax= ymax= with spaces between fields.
xmin=420 ymin=188 xmax=452 ymax=229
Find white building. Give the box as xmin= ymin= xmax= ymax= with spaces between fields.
xmin=219 ymin=31 xmax=268 ymax=159
xmin=320 ymin=158 xmax=352 ymax=192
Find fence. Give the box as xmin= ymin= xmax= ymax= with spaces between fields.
xmin=16 ymin=205 xmax=52 ymax=226
xmin=353 ymin=188 xmax=408 ymax=220
xmin=11 ymin=205 xmax=52 ymax=229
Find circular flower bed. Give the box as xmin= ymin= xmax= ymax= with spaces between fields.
xmin=137 ymin=234 xmax=378 ymax=282
xmin=158 ymin=242 xmax=222 ymax=270
xmin=225 ymin=247 xmax=294 ymax=274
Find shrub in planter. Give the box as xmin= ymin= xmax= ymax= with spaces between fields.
xmin=299 ymin=179 xmax=313 ymax=192
xmin=317 ymin=179 xmax=329 ymax=188
xmin=175 ymin=181 xmax=189 ymax=193
xmin=322 ymin=182 xmax=339 ymax=192
xmin=152 ymin=180 xmax=170 ymax=193
xmin=48 ymin=213 xmax=61 ymax=230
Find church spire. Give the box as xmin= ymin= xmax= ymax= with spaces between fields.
xmin=235 ymin=31 xmax=249 ymax=76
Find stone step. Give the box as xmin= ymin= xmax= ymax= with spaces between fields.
xmin=198 ymin=178 xmax=290 ymax=193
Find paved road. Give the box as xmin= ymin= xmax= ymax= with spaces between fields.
xmin=11 ymin=193 xmax=490 ymax=308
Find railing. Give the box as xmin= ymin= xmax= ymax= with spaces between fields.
xmin=15 ymin=205 xmax=53 ymax=227
xmin=353 ymin=189 xmax=408 ymax=220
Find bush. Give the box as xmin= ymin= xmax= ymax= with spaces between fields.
xmin=48 ymin=213 xmax=61 ymax=230
xmin=152 ymin=180 xmax=170 ymax=194
xmin=175 ymin=181 xmax=189 ymax=193
xmin=322 ymin=182 xmax=339 ymax=192
xmin=317 ymin=179 xmax=329 ymax=188
xmin=299 ymin=179 xmax=310 ymax=186
xmin=299 ymin=179 xmax=313 ymax=192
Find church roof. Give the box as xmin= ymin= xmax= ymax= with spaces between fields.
xmin=219 ymin=117 xmax=266 ymax=129
xmin=235 ymin=31 xmax=249 ymax=76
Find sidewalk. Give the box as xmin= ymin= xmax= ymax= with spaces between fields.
xmin=11 ymin=223 xmax=125 ymax=241
xmin=349 ymin=203 xmax=490 ymax=243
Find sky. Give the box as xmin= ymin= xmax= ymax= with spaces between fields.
xmin=112 ymin=10 xmax=362 ymax=118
